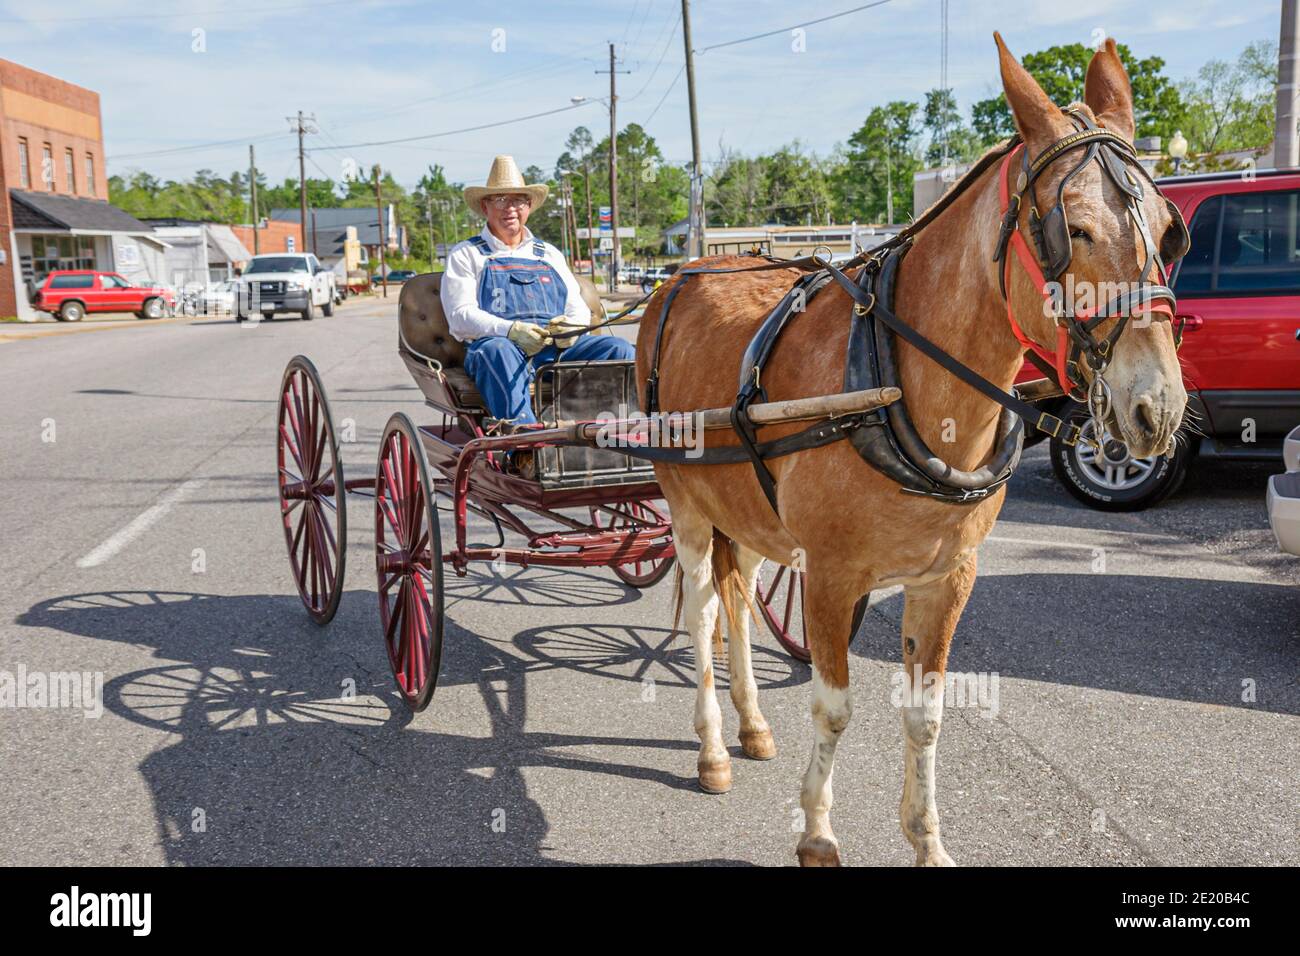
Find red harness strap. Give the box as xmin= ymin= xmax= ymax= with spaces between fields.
xmin=998 ymin=145 xmax=1075 ymax=392
xmin=997 ymin=145 xmax=1173 ymax=395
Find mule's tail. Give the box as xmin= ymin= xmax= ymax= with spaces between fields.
xmin=671 ymin=528 xmax=756 ymax=658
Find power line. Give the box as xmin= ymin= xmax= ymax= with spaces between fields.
xmin=644 ymin=63 xmax=686 ymax=125
xmin=625 ymin=8 xmax=682 ymax=103
xmin=310 ymin=99 xmax=603 ymax=151
xmin=696 ymin=0 xmax=895 ymax=54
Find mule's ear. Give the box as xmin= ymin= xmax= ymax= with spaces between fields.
xmin=1084 ymin=38 xmax=1136 ymax=142
xmin=994 ymin=32 xmax=1067 ymax=152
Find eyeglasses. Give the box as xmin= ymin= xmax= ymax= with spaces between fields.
xmin=487 ymin=195 xmax=531 ymax=209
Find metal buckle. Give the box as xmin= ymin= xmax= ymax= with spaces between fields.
xmin=1036 ymin=412 xmax=1063 ymax=438
xmin=852 ymin=292 xmax=876 ymax=317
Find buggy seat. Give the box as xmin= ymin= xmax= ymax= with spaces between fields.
xmin=397 ymin=271 xmax=611 ymax=417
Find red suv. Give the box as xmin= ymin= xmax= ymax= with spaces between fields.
xmin=30 ymin=270 xmax=176 ymax=322
xmin=1024 ymin=167 xmax=1300 ymax=510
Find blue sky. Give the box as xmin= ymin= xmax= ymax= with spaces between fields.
xmin=0 ymin=0 xmax=1284 ymax=191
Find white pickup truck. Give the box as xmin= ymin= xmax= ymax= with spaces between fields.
xmin=235 ymin=252 xmax=336 ymax=321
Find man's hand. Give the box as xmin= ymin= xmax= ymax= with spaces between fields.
xmin=508 ymin=320 xmax=548 ymax=356
xmin=544 ymin=315 xmax=585 ymax=349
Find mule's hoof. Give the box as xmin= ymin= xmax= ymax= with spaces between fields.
xmin=697 ymin=757 xmax=732 ymax=794
xmin=739 ymin=727 xmax=777 ymax=760
xmin=796 ymin=837 xmax=841 ymax=867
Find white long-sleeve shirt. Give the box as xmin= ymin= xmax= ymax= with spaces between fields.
xmin=439 ymin=226 xmax=591 ymax=342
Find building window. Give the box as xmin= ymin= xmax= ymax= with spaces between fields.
xmin=30 ymin=235 xmax=96 ymax=282
xmin=85 ymin=153 xmax=95 ymax=197
xmin=65 ymin=148 xmax=76 ymax=194
xmin=18 ymin=138 xmax=30 ymax=188
xmin=41 ymin=143 xmax=53 ymax=190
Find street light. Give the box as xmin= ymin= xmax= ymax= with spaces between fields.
xmin=1169 ymin=130 xmax=1189 ymax=174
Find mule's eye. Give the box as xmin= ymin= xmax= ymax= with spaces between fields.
xmin=1070 ymin=227 xmax=1092 ymax=243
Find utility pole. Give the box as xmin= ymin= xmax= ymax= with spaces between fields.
xmin=682 ymin=0 xmax=704 ymax=260
xmin=1275 ymin=0 xmax=1299 ymax=168
xmin=373 ymin=165 xmax=389 ymax=298
xmin=582 ymin=159 xmax=596 ymax=277
xmin=288 ymin=111 xmax=317 ymax=254
xmin=597 ymin=44 xmax=630 ymax=291
xmin=566 ymin=179 xmax=582 ymax=270
xmin=427 ymin=193 xmax=436 ymax=273
xmin=248 ymin=144 xmax=260 ymax=255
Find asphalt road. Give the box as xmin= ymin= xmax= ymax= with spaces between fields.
xmin=0 ymin=295 xmax=1295 ymax=867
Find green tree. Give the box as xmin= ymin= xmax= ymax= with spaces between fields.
xmin=833 ymin=101 xmax=920 ymax=224
xmin=969 ymin=42 xmax=1184 ymax=145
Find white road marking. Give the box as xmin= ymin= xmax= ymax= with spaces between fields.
xmin=75 ymin=479 xmax=206 ymax=569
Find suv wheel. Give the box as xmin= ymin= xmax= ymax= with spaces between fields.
xmin=139 ymin=297 xmax=164 ymax=320
xmin=58 ymin=301 xmax=85 ymax=322
xmin=1050 ymin=404 xmax=1192 ymax=511
xmin=301 ymin=300 xmax=314 ymax=321
xmin=322 ymin=295 xmax=334 ymax=317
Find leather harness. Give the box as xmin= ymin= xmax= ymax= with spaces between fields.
xmin=643 ymin=111 xmax=1189 ymax=514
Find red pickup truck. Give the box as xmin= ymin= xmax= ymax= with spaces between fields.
xmin=30 ymin=270 xmax=175 ymax=322
xmin=1024 ymin=167 xmax=1300 ymax=510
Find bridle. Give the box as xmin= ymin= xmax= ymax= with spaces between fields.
xmin=993 ymin=109 xmax=1190 ymax=428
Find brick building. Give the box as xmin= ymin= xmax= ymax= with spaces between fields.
xmin=0 ymin=58 xmax=163 ymax=319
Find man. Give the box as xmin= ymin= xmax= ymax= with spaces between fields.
xmin=441 ymin=155 xmax=634 ymax=426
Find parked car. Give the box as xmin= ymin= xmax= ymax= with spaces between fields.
xmin=373 ymin=269 xmax=417 ymax=285
xmin=1022 ymin=167 xmax=1300 ymax=510
xmin=235 ymin=253 xmax=336 ymax=321
xmin=29 ymin=270 xmax=175 ymax=322
xmin=639 ymin=265 xmax=678 ymax=294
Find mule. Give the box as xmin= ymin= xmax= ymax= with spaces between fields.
xmin=634 ymin=34 xmax=1188 ymax=866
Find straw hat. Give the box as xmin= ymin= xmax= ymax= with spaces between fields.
xmin=463 ymin=155 xmax=548 ymax=213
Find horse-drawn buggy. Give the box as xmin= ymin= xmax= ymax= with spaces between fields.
xmin=275 ymin=273 xmax=878 ymax=710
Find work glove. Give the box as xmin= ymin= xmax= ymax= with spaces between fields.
xmin=544 ymin=315 xmax=585 ymax=349
xmin=507 ymin=320 xmax=548 ymax=356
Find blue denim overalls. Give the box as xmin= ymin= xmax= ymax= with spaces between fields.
xmin=462 ymin=234 xmax=634 ymax=424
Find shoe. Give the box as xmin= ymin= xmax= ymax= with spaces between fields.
xmin=507 ymin=449 xmax=536 ymax=480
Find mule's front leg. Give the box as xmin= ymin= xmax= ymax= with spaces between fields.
xmin=898 ymin=557 xmax=976 ymax=867
xmin=796 ymin=571 xmax=856 ymax=866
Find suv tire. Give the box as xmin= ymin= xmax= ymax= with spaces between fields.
xmin=1050 ymin=402 xmax=1193 ymax=511
xmin=58 ymin=300 xmax=85 ymax=322
xmin=301 ymin=301 xmax=314 ymax=322
xmin=139 ymin=297 xmax=164 ymax=320
xmin=322 ymin=295 xmax=334 ymax=317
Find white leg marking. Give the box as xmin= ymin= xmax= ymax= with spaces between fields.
xmin=799 ymin=669 xmax=851 ymax=856
xmin=674 ymin=526 xmax=728 ymax=788
xmin=726 ymin=545 xmax=771 ymax=746
xmin=900 ymin=686 xmax=954 ymax=866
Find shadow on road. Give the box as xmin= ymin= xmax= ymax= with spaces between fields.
xmin=16 ymin=587 xmax=752 ymax=865
xmin=853 ymin=572 xmax=1299 ymax=716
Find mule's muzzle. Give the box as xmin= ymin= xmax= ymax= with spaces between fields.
xmin=1121 ymin=391 xmax=1183 ymax=459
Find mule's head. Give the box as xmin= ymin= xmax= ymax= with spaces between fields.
xmin=995 ymin=34 xmax=1187 ymax=458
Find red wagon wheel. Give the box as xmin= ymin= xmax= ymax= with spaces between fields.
xmin=374 ymin=413 xmax=444 ymax=712
xmin=278 ymin=355 xmax=346 ymax=625
xmin=588 ymin=500 xmax=675 ymax=588
xmin=755 ymin=562 xmax=867 ymax=663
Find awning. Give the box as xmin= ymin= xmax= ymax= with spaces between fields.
xmin=10 ymin=189 xmax=152 ymax=233
xmin=205 ymin=224 xmax=252 ymax=264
